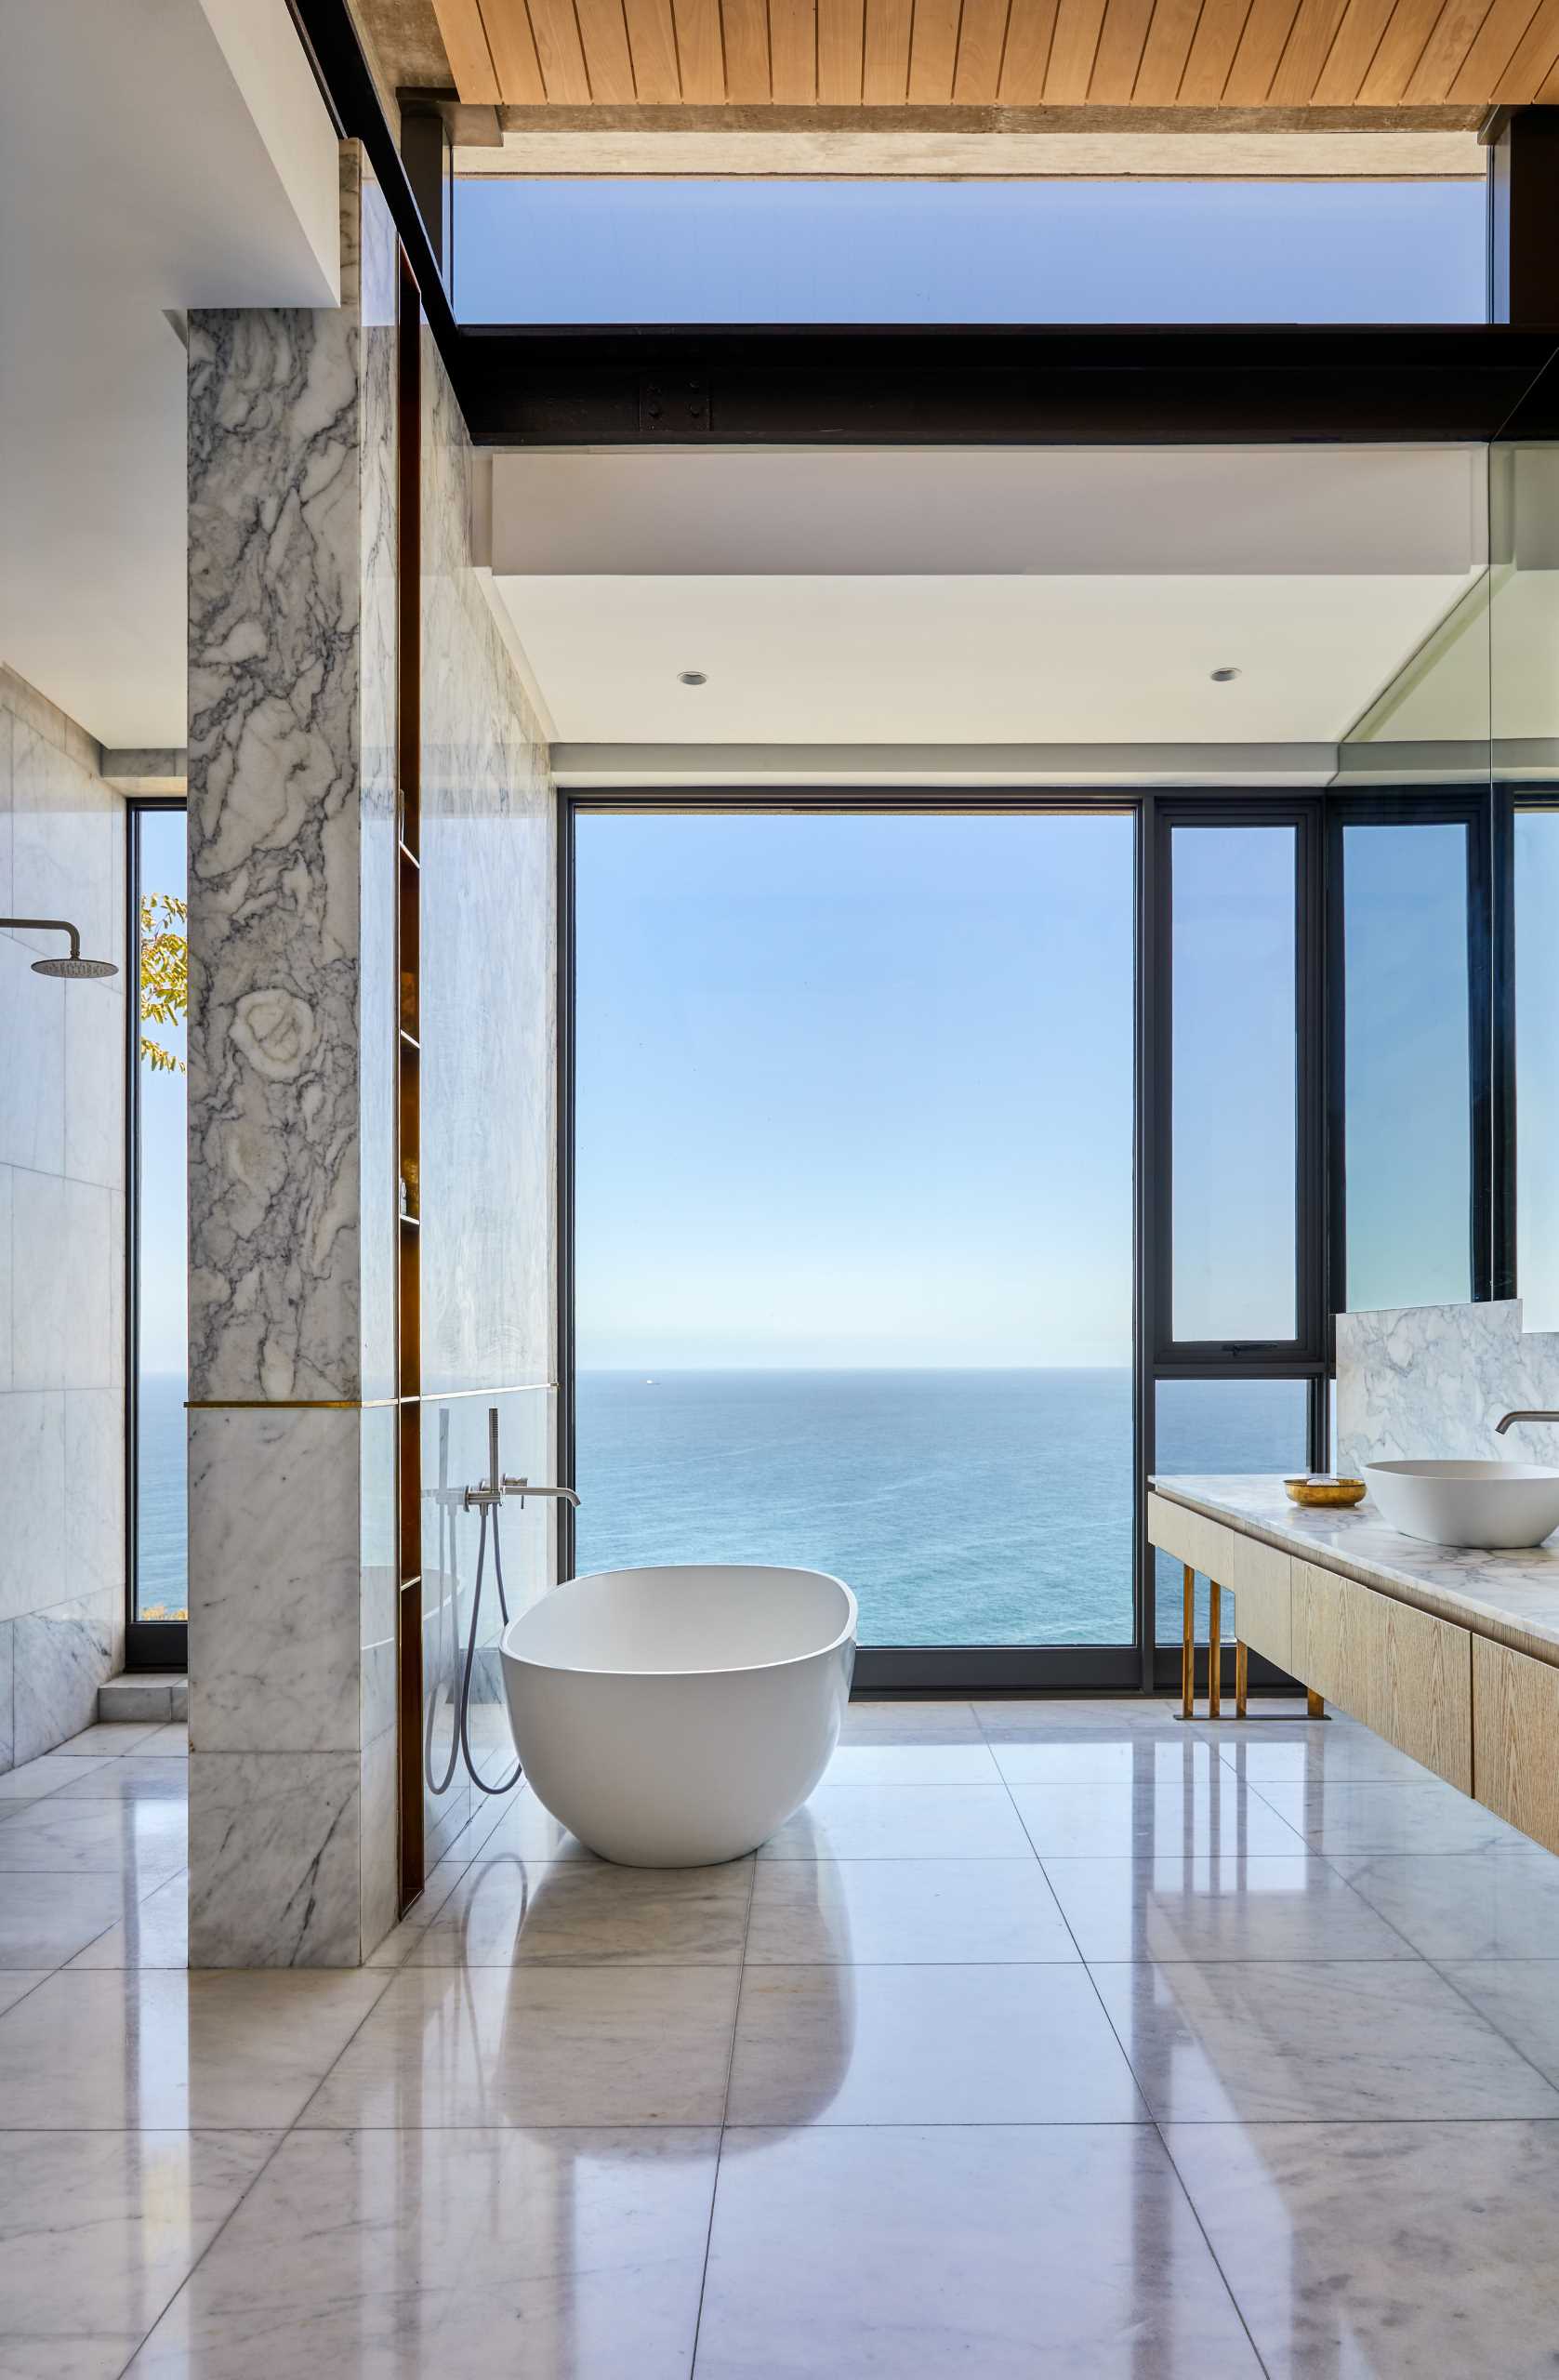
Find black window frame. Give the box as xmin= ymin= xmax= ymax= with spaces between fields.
xmin=562 ymin=780 xmax=1518 ymax=1697
xmin=125 ymin=795 xmax=188 ymax=1673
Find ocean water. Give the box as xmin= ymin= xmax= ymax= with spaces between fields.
xmin=576 ymin=1369 xmax=1307 ymax=1647
xmin=134 ymin=1367 xmax=1309 ymax=1644
xmin=136 ymin=1373 xmax=189 ymax=1621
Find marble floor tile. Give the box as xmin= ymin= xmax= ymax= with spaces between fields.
xmin=298 ymin=1964 xmax=742 ymax=2128
xmin=1090 ymin=1958 xmax=1559 ymax=2122
xmin=67 ymin=1873 xmax=188 ymax=1970
xmin=725 ymin=1964 xmax=1146 ymax=2126
xmin=124 ymin=2127 xmax=719 ymax=2380
xmin=1165 ymin=2120 xmax=1559 ymax=2380
xmin=452 ymin=1790 xmax=596 ymax=1864
xmin=0 ymin=1970 xmax=393 ymax=2129
xmin=824 ymin=1741 xmax=1001 ymax=1783
xmin=56 ymin=1724 xmax=169 ymax=1756
xmin=1330 ymin=1850 xmax=1559 ymax=1960
xmin=140 ymin=1725 xmax=188 ymax=1755
xmin=695 ymin=2123 xmax=1262 ymax=2378
xmin=759 ymin=1784 xmax=1037 ymax=1860
xmin=973 ymin=1696 xmax=1190 ymax=1741
xmin=1042 ymin=1856 xmax=1420 ymax=1964
xmin=0 ymin=1797 xmax=187 ymax=1879
xmin=51 ymin=1757 xmax=190 ymax=1803
xmin=1008 ymin=1780 xmax=1306 ymax=1859
xmin=0 ymin=1871 xmax=148 ymax=1969
xmin=991 ymin=1737 xmax=1232 ymax=1785
xmin=1252 ymin=1778 xmax=1535 ymax=1855
xmin=402 ymin=1856 xmax=754 ymax=1966
xmin=0 ymin=1973 xmax=48 ymax=2018
xmin=364 ymin=1858 xmax=472 ymax=1967
xmin=839 ymin=1699 xmax=981 ymax=1745
xmin=1437 ymin=1962 xmax=1559 ymax=2086
xmin=1216 ymin=1729 xmax=1439 ymax=1786
xmin=0 ymin=2129 xmax=280 ymax=2380
xmin=0 ymin=1752 xmax=111 ymax=1799
xmin=745 ymin=1858 xmax=1078 ymax=1965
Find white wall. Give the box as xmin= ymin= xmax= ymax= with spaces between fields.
xmin=0 ymin=668 xmax=127 ymax=1766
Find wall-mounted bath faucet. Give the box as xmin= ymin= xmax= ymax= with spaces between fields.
xmin=1496 ymin=1410 xmax=1559 ymax=1434
xmin=461 ymin=1408 xmax=580 ymax=1511
xmin=503 ymin=1477 xmax=581 ymax=1509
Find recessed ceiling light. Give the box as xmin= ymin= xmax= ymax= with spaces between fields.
xmin=679 ymin=669 xmax=707 ymax=686
xmin=1210 ymin=667 xmax=1241 ymax=683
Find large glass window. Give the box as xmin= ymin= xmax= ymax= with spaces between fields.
xmin=1171 ymin=824 xmax=1298 ymax=1345
xmin=1341 ymin=818 xmax=1473 ymax=1312
xmin=1154 ymin=1379 xmax=1310 ymax=1643
xmin=574 ymin=809 xmax=1135 ymax=1647
xmin=131 ymin=805 xmax=188 ymax=1625
xmin=455 ymin=178 xmax=1486 ymax=324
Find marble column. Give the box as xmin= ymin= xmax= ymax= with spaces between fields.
xmin=186 ymin=145 xmax=400 ymax=1966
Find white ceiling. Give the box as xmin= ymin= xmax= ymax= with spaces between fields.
xmin=490 ymin=446 xmax=1487 ymax=750
xmin=0 ymin=0 xmax=339 ymax=747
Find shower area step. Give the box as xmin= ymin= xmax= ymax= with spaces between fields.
xmin=98 ymin=1673 xmax=188 ymax=1725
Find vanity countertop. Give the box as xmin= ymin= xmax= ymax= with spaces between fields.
xmin=1150 ymin=1474 xmax=1559 ymax=1673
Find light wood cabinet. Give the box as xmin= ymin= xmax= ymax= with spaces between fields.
xmin=1145 ymin=1492 xmax=1233 ymax=1591
xmin=1227 ymin=1532 xmax=1291 ymax=1672
xmin=1292 ymin=1557 xmax=1473 ymax=1791
xmin=1473 ymin=1636 xmax=1559 ymax=1855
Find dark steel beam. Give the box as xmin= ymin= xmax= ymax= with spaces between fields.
xmin=1489 ymin=107 xmax=1559 ymax=328
xmin=459 ymin=324 xmax=1559 ymax=447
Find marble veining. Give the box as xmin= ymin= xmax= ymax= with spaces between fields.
xmin=1336 ymin=1294 xmax=1559 ymax=1474
xmin=189 ymin=1751 xmax=363 ymax=1970
xmin=187 ymin=263 xmax=365 ymax=1405
xmin=1152 ymin=1472 xmax=1559 ymax=1667
xmin=186 ymin=151 xmax=407 ymax=1964
xmin=188 ymin=1408 xmax=363 ymax=1755
xmin=15 ymin=1700 xmax=1559 ymax=2371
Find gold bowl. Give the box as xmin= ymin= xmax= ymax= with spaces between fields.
xmin=1284 ymin=1474 xmax=1367 ymax=1509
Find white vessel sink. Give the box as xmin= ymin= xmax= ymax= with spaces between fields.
xmin=1364 ymin=1460 xmax=1559 ymax=1549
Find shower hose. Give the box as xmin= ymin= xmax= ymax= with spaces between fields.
xmin=425 ymin=1490 xmax=523 ymax=1800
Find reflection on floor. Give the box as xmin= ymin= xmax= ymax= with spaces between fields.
xmin=5 ymin=1699 xmax=1559 ymax=2373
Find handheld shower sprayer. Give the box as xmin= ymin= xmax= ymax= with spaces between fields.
xmin=425 ymin=1406 xmax=579 ymax=1800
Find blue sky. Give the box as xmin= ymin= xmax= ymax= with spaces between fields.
xmin=575 ymin=809 xmax=1478 ymax=1369
xmin=454 ymin=176 xmax=1486 ymax=324
xmin=575 ymin=811 xmax=1138 ymax=1368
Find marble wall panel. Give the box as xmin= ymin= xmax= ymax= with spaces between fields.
xmin=190 ymin=1750 xmax=363 ymax=1968
xmin=189 ymin=1408 xmax=363 ymax=1756
xmin=417 ymin=337 xmax=556 ymax=1402
xmin=11 ymin=1590 xmax=115 ymax=1765
xmin=1337 ymin=1298 xmax=1559 ymax=1474
xmin=0 ymin=668 xmax=126 ymax=1771
xmin=187 ymin=288 xmax=365 ymax=1408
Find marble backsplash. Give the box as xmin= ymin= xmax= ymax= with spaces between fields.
xmin=1336 ymin=1298 xmax=1559 ymax=1475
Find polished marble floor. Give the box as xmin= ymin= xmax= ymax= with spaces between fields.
xmin=6 ymin=1699 xmax=1559 ymax=2373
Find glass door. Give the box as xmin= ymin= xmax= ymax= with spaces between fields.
xmin=569 ymin=806 xmax=1137 ymax=1688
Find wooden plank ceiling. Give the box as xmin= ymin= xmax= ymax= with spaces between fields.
xmin=429 ymin=0 xmax=1559 ymax=107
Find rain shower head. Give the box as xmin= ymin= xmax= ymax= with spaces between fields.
xmin=33 ymin=953 xmax=118 ymax=979
xmin=2 ymin=918 xmax=118 ymax=980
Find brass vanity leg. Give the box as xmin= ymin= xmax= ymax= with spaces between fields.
xmin=1235 ymin=1639 xmax=1249 ymax=1719
xmin=1307 ymin=1688 xmax=1325 ymax=1720
xmin=1208 ymin=1578 xmax=1222 ymax=1719
xmin=1182 ymin=1565 xmax=1196 ymax=1718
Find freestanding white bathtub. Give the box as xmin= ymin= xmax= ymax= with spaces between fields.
xmin=499 ymin=1564 xmax=856 ymax=1866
